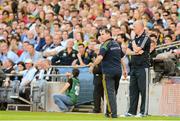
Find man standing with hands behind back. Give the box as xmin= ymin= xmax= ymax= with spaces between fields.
xmin=125 ymin=20 xmax=151 ymax=117
xmin=89 ymin=27 xmax=127 ymax=118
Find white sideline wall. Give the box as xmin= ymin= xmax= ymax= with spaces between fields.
xmin=46 ymin=82 xmax=66 ymax=112
xmin=117 ymin=82 xmax=162 ymax=115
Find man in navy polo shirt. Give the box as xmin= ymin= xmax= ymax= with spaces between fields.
xmin=89 ymin=28 xmax=127 ymax=118
xmin=125 ymin=20 xmax=151 ymax=117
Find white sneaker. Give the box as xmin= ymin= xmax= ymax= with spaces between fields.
xmin=135 ymin=113 xmax=144 ymax=117
xmin=120 ymin=113 xmax=134 ymax=117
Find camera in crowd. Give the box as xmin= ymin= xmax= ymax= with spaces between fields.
xmin=153 ymin=51 xmax=180 ymax=83
xmin=153 ymin=52 xmax=180 ymax=83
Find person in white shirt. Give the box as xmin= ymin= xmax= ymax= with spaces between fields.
xmin=19 ymin=59 xmax=37 ymax=97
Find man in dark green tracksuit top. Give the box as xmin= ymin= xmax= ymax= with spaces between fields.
xmin=89 ymin=28 xmax=127 ymax=118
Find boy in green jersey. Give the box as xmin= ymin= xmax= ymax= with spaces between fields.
xmin=53 ymin=68 xmax=80 ymax=112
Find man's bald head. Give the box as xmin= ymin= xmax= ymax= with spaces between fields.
xmin=134 ymin=20 xmax=144 ymax=28
xmin=133 ymin=20 xmax=145 ymax=36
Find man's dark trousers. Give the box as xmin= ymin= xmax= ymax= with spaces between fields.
xmin=104 ymin=73 xmax=121 ymax=117
xmin=93 ymin=74 xmax=104 ymax=112
xmin=128 ymin=68 xmax=149 ymax=115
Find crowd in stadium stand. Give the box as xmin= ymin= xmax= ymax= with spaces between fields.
xmin=0 ymin=0 xmax=179 ymax=112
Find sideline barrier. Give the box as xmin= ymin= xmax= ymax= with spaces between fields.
xmin=52 ymin=66 xmax=94 ymax=105
xmin=160 ymin=83 xmax=180 ymax=116
xmin=117 ymin=76 xmax=180 ymax=116
xmin=31 ymin=74 xmax=67 ymax=112
xmin=0 ymin=68 xmax=94 ymax=111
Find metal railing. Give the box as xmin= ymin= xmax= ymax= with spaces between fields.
xmin=156 ymin=41 xmax=180 ymax=51
xmin=0 ymin=65 xmax=94 ymax=111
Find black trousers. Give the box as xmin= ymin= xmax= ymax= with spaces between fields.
xmin=128 ymin=68 xmax=149 ymax=115
xmin=104 ymin=73 xmax=121 ymax=117
xmin=93 ymin=74 xmax=104 ymax=112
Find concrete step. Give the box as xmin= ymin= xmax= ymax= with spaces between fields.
xmin=7 ymin=104 xmax=31 ymax=111
xmin=73 ymin=104 xmax=94 ymax=112
xmin=75 ymin=104 xmax=94 ymax=109
xmin=73 ymin=108 xmax=93 ymax=112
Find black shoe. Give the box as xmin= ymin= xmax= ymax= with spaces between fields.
xmin=93 ymin=109 xmax=101 ymax=113
xmin=111 ymin=114 xmax=117 ymax=118
xmin=105 ymin=113 xmax=110 ymax=118
xmin=105 ymin=113 xmax=117 ymax=118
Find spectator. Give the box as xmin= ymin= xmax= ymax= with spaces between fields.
xmin=35 ymin=27 xmax=47 ymax=51
xmin=175 ymin=23 xmax=180 ymax=40
xmin=64 ymin=9 xmax=72 ymax=21
xmin=149 ymin=34 xmax=158 ymax=66
xmin=23 ymin=30 xmax=36 ymax=45
xmin=15 ymin=61 xmax=26 ymax=81
xmin=74 ymin=32 xmax=86 ymax=50
xmin=154 ymin=12 xmax=163 ymax=26
xmin=51 ymin=39 xmax=78 ymax=65
xmin=18 ymin=43 xmax=42 ymax=63
xmin=65 ymin=22 xmax=74 ymax=39
xmin=43 ymin=59 xmax=58 ymax=82
xmin=0 ymin=60 xmax=5 ymax=87
xmin=19 ymin=59 xmax=37 ymax=99
xmin=41 ymin=35 xmax=54 ymax=52
xmin=52 ymin=23 xmax=61 ymax=36
xmin=32 ymin=59 xmax=45 ymax=83
xmin=42 ymin=34 xmax=65 ymax=60
xmin=72 ymin=43 xmax=95 ymax=66
xmin=2 ymin=10 xmax=10 ymax=24
xmin=0 ymin=42 xmax=19 ymax=63
xmin=2 ymin=59 xmax=14 ymax=74
xmin=28 ymin=1 xmax=39 ymax=18
xmin=9 ymin=36 xmax=22 ymax=56
xmin=51 ymin=0 xmax=60 ymax=15
xmin=163 ymin=35 xmax=178 ymax=52
xmin=61 ymin=30 xmax=69 ymax=47
xmin=17 ymin=41 xmax=30 ymax=63
xmin=2 ymin=59 xmax=16 ymax=93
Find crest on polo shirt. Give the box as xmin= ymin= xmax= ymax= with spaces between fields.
xmin=138 ymin=40 xmax=141 ymax=44
xmin=72 ymin=53 xmax=76 ymax=57
xmin=63 ymin=52 xmax=67 ymax=57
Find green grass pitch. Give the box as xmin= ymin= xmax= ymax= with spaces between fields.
xmin=0 ymin=111 xmax=179 ymax=120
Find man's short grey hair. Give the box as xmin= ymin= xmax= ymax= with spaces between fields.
xmin=134 ymin=20 xmax=144 ymax=28
xmin=67 ymin=39 xmax=75 ymax=45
